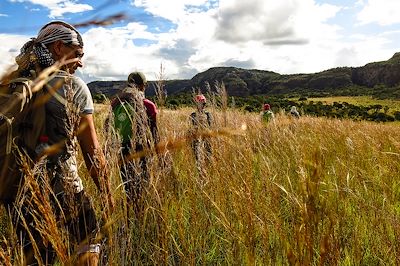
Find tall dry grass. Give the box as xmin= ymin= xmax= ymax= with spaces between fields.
xmin=2 ymin=92 xmax=400 ymax=265
xmin=88 ymin=93 xmax=400 ymax=265
xmin=1 ymin=80 xmax=400 ymax=264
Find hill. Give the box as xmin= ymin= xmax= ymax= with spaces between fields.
xmin=88 ymin=52 xmax=400 ymax=99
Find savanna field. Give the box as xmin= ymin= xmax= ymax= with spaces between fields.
xmin=2 ymin=102 xmax=400 ymax=265
xmin=1 ymin=2 xmax=400 ymax=265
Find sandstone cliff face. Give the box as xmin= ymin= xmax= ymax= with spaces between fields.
xmin=308 ymin=68 xmax=353 ymax=91
xmin=88 ymin=53 xmax=400 ymax=98
xmin=352 ymin=53 xmax=400 ymax=87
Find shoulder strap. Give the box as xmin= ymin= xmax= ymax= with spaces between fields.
xmin=0 ymin=78 xmax=33 ymax=117
xmin=9 ymin=78 xmax=34 ymax=105
xmin=112 ymin=96 xmax=130 ymax=111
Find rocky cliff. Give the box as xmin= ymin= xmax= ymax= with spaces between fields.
xmin=88 ymin=53 xmax=400 ymax=98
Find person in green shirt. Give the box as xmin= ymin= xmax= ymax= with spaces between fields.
xmin=261 ymin=103 xmax=275 ymax=123
xmin=110 ymin=72 xmax=157 ymax=209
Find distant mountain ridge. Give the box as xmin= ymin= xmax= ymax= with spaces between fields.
xmin=88 ymin=52 xmax=400 ymax=98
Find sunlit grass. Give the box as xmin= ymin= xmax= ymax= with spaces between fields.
xmin=2 ymin=98 xmax=400 ymax=264
xmin=90 ymin=104 xmax=400 ymax=264
xmin=300 ymin=96 xmax=400 ymax=112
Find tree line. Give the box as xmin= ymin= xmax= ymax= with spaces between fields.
xmin=93 ymin=92 xmax=399 ymax=122
xmin=159 ymin=94 xmax=400 ymax=122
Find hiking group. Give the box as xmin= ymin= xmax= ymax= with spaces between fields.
xmin=0 ymin=20 xmax=300 ymax=265
xmin=0 ymin=20 xmax=215 ymax=265
xmin=260 ymin=103 xmax=301 ymax=123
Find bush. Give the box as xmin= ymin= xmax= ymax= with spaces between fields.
xmin=92 ymin=93 xmax=107 ymax=103
xmin=394 ymin=111 xmax=400 ymax=121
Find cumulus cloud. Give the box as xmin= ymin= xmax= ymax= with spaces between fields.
xmin=183 ymin=0 xmax=344 ymax=74
xmin=75 ymin=0 xmax=348 ymax=80
xmin=81 ymin=25 xmax=182 ymax=81
xmin=0 ymin=34 xmax=30 ymax=77
xmin=158 ymin=39 xmax=196 ymax=63
xmin=338 ymin=33 xmax=397 ymax=67
xmin=223 ymin=58 xmax=256 ymax=69
xmin=80 ymin=1 xmax=220 ymax=80
xmin=133 ymin=0 xmax=216 ymax=23
xmin=9 ymin=0 xmax=92 ymax=18
xmin=357 ymin=0 xmax=400 ymax=26
xmin=214 ymin=0 xmax=340 ymax=45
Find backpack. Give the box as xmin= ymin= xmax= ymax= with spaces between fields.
xmin=113 ymin=101 xmax=136 ymax=144
xmin=190 ymin=111 xmax=212 ymax=128
xmin=0 ymin=77 xmax=46 ymax=203
xmin=111 ymin=93 xmax=152 ymax=152
xmin=262 ymin=110 xmax=274 ymax=123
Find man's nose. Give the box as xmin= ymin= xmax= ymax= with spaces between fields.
xmin=76 ymin=58 xmax=83 ymax=68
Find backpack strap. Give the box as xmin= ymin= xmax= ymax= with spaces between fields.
xmin=0 ymin=78 xmax=33 ymax=154
xmin=4 ymin=116 xmax=13 ymax=155
xmin=205 ymin=111 xmax=212 ymax=127
xmin=8 ymin=78 xmax=34 ymax=111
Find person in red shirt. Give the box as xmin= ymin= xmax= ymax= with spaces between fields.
xmin=190 ymin=94 xmax=212 ymax=177
xmin=143 ymin=97 xmax=159 ymax=144
xmin=261 ymin=103 xmax=275 ymax=123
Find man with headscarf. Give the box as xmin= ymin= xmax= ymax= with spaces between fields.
xmin=9 ymin=21 xmax=114 ymax=265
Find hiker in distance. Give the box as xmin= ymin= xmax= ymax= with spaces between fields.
xmin=109 ymin=71 xmax=158 ymax=210
xmin=261 ymin=103 xmax=275 ymax=124
xmin=189 ymin=94 xmax=213 ymax=179
xmin=7 ymin=20 xmax=114 ymax=265
xmin=290 ymin=105 xmax=300 ymax=119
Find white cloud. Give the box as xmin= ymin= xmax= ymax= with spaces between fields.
xmin=186 ymin=0 xmax=344 ymax=74
xmin=81 ymin=1 xmax=221 ymax=80
xmin=0 ymin=34 xmax=30 ymax=78
xmin=81 ymin=25 xmax=181 ymax=81
xmin=214 ymin=0 xmax=341 ymax=45
xmin=132 ymin=0 xmax=213 ymax=23
xmin=77 ymin=0 xmax=397 ymax=80
xmin=357 ymin=0 xmax=400 ymax=26
xmin=346 ymin=32 xmax=398 ymax=64
xmin=0 ymin=14 xmax=8 ymax=17
xmin=9 ymin=0 xmax=92 ymax=18
xmin=120 ymin=0 xmax=344 ymax=77
xmin=48 ymin=1 xmax=93 ymax=18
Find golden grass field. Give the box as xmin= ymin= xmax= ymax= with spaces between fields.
xmin=92 ymin=104 xmax=400 ymax=265
xmin=301 ymin=96 xmax=400 ymax=113
xmin=2 ymin=101 xmax=400 ymax=265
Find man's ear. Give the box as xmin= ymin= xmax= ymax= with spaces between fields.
xmin=49 ymin=40 xmax=64 ymax=60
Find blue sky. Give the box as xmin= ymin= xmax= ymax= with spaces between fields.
xmin=0 ymin=0 xmax=399 ymax=83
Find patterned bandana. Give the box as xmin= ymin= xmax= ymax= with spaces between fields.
xmin=15 ymin=21 xmax=83 ymax=77
xmin=15 ymin=40 xmax=54 ymax=77
xmin=36 ymin=21 xmax=83 ymax=47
